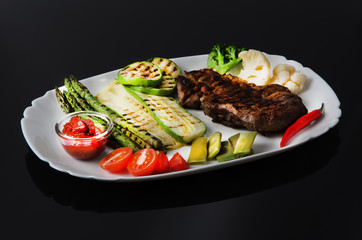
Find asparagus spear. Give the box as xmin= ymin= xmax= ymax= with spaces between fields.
xmin=70 ymin=76 xmax=163 ymax=150
xmin=55 ymin=86 xmax=73 ymax=113
xmin=63 ymin=90 xmax=82 ymax=112
xmin=65 ymin=77 xmax=93 ymax=111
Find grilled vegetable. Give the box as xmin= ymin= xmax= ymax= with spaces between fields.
xmin=55 ymin=86 xmax=73 ymax=113
xmin=117 ymin=61 xmax=163 ymax=87
xmin=96 ymin=80 xmax=184 ymax=150
xmin=228 ymin=131 xmax=257 ymax=156
xmin=70 ymin=77 xmax=162 ymax=150
xmin=188 ymin=136 xmax=208 ymax=164
xmin=63 ymin=90 xmax=82 ymax=112
xmin=207 ymin=131 xmax=222 ymax=159
xmin=67 ymin=76 xmax=94 ymax=111
xmin=125 ymin=87 xmax=207 ymax=144
xmin=147 ymin=57 xmax=182 ymax=79
xmin=128 ymin=75 xmax=176 ymax=96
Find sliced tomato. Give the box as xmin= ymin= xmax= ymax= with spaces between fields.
xmin=99 ymin=147 xmax=133 ymax=173
xmin=154 ymin=151 xmax=170 ymax=173
xmin=127 ymin=148 xmax=158 ymax=176
xmin=169 ymin=152 xmax=189 ymax=171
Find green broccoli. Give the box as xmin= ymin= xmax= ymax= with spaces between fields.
xmin=206 ymin=43 xmax=247 ymax=75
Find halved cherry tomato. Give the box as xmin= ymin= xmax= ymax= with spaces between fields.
xmin=127 ymin=148 xmax=158 ymax=176
xmin=99 ymin=147 xmax=133 ymax=173
xmin=154 ymin=151 xmax=170 ymax=173
xmin=169 ymin=152 xmax=189 ymax=171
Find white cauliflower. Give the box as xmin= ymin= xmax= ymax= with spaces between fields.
xmin=227 ymin=49 xmax=307 ymax=95
xmin=234 ymin=49 xmax=271 ymax=85
xmin=270 ymin=64 xmax=307 ymax=94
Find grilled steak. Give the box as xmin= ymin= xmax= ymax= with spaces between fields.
xmin=176 ymin=68 xmax=307 ymax=133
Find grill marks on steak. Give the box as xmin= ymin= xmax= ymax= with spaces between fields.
xmin=176 ymin=69 xmax=308 ymax=133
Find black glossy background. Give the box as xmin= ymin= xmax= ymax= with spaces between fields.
xmin=2 ymin=1 xmax=362 ymax=239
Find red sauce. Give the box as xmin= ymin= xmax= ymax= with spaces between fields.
xmin=61 ymin=116 xmax=108 ymax=160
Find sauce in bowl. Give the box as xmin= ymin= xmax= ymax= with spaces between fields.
xmin=55 ymin=111 xmax=113 ymax=160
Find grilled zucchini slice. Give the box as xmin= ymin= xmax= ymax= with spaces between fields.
xmin=96 ymin=80 xmax=184 ymax=150
xmin=148 ymin=57 xmax=182 ymax=79
xmin=128 ymin=75 xmax=176 ymax=96
xmin=117 ymin=61 xmax=163 ymax=87
xmin=125 ymin=88 xmax=207 ymax=144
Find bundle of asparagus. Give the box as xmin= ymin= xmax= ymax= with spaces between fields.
xmin=55 ymin=75 xmax=163 ymax=152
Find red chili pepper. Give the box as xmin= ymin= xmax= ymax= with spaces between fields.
xmin=280 ymin=103 xmax=324 ymax=147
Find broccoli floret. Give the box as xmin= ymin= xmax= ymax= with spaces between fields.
xmin=207 ymin=43 xmax=247 ymax=75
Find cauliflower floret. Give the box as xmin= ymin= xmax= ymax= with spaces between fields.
xmin=235 ymin=49 xmax=271 ymax=85
xmin=270 ymin=64 xmax=307 ymax=94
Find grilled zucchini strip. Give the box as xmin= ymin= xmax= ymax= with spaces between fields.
xmin=96 ymin=81 xmax=184 ymax=150
xmin=125 ymin=87 xmax=207 ymax=144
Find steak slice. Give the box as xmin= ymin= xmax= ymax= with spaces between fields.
xmin=176 ymin=68 xmax=307 ymax=133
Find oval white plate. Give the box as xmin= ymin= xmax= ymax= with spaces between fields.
xmin=21 ymin=54 xmax=341 ymax=182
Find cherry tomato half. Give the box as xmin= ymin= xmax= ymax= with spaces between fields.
xmin=169 ymin=152 xmax=189 ymax=171
xmin=154 ymin=151 xmax=170 ymax=173
xmin=99 ymin=147 xmax=133 ymax=173
xmin=127 ymin=148 xmax=158 ymax=176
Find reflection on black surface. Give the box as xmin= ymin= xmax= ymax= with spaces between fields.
xmin=26 ymin=127 xmax=340 ymax=213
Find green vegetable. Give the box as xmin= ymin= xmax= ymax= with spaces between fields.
xmin=128 ymin=75 xmax=176 ymax=96
xmin=67 ymin=76 xmax=94 ymax=111
xmin=63 ymin=90 xmax=82 ymax=112
xmin=206 ymin=43 xmax=247 ymax=75
xmin=188 ymin=137 xmax=208 ymax=164
xmin=126 ymin=87 xmax=207 ymax=144
xmin=55 ymin=86 xmax=73 ymax=114
xmin=108 ymin=131 xmax=141 ymax=151
xmin=70 ymin=77 xmax=162 ymax=150
xmin=216 ymin=141 xmax=235 ymax=162
xmin=228 ymin=131 xmax=257 ymax=156
xmin=147 ymin=57 xmax=182 ymax=79
xmin=207 ymin=131 xmax=222 ymax=159
xmin=117 ymin=61 xmax=163 ymax=87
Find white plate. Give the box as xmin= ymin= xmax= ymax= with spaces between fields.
xmin=21 ymin=54 xmax=341 ymax=182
